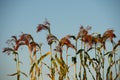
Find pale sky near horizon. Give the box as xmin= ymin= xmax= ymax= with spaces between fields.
xmin=0 ymin=0 xmax=120 ymax=80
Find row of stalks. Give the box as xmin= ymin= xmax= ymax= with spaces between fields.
xmin=3 ymin=20 xmax=120 ymax=80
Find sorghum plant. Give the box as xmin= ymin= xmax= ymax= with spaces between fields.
xmin=3 ymin=36 xmax=28 ymax=80
xmin=3 ymin=20 xmax=120 ymax=80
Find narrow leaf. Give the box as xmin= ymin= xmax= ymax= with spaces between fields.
xmin=51 ymin=57 xmax=58 ymax=69
xmin=76 ymin=49 xmax=84 ymax=55
xmin=29 ymin=63 xmax=35 ymax=75
xmin=7 ymin=72 xmax=18 ymax=76
xmin=20 ymin=71 xmax=28 ymax=77
xmin=72 ymin=56 xmax=76 ymax=64
xmin=104 ymin=51 xmax=112 ymax=56
xmin=38 ymin=52 xmax=51 ymax=64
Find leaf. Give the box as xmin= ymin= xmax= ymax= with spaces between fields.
xmin=14 ymin=57 xmax=17 ymax=62
xmin=46 ymin=34 xmax=59 ymax=45
xmin=51 ymin=57 xmax=58 ymax=69
xmin=114 ymin=72 xmax=120 ymax=80
xmin=92 ymin=58 xmax=99 ymax=64
xmin=72 ymin=56 xmax=76 ymax=64
xmin=55 ymin=55 xmax=68 ymax=77
xmin=29 ymin=63 xmax=35 ymax=75
xmin=66 ymin=35 xmax=76 ymax=40
xmin=55 ymin=55 xmax=64 ymax=69
xmin=42 ymin=62 xmax=51 ymax=69
xmin=108 ymin=53 xmax=113 ymax=63
xmin=87 ymin=47 xmax=93 ymax=52
xmin=113 ymin=40 xmax=120 ymax=50
xmin=54 ymin=45 xmax=62 ymax=53
xmin=86 ymin=66 xmax=95 ymax=80
xmin=19 ymin=61 xmax=23 ymax=64
xmin=51 ymin=68 xmax=55 ymax=80
xmin=104 ymin=51 xmax=112 ymax=56
xmin=80 ymin=51 xmax=83 ymax=65
xmin=20 ymin=71 xmax=28 ymax=77
xmin=60 ymin=37 xmax=76 ymax=51
xmin=76 ymin=49 xmax=84 ymax=55
xmin=37 ymin=24 xmax=50 ymax=33
xmin=13 ymin=51 xmax=18 ymax=55
xmin=106 ymin=62 xmax=114 ymax=80
xmin=7 ymin=72 xmax=18 ymax=76
xmin=2 ymin=47 xmax=14 ymax=55
xmin=47 ymin=74 xmax=52 ymax=79
xmin=37 ymin=52 xmax=51 ymax=64
xmin=83 ymin=67 xmax=87 ymax=80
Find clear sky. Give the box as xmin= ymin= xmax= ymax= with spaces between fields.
xmin=0 ymin=0 xmax=120 ymax=80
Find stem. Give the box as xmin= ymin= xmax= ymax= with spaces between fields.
xmin=28 ymin=47 xmax=34 ymax=80
xmin=119 ymin=56 xmax=120 ymax=76
xmin=66 ymin=48 xmax=69 ymax=80
xmin=112 ymin=43 xmax=117 ymax=76
xmin=83 ymin=43 xmax=86 ymax=80
xmin=16 ymin=54 xmax=20 ymax=80
xmin=40 ymin=47 xmax=43 ymax=80
xmin=87 ymin=66 xmax=95 ymax=80
xmin=33 ymin=47 xmax=37 ymax=80
xmin=66 ymin=48 xmax=68 ymax=66
xmin=74 ymin=64 xmax=77 ymax=80
xmin=114 ymin=53 xmax=117 ymax=75
xmin=28 ymin=47 xmax=33 ymax=65
xmin=74 ymin=40 xmax=77 ymax=80
xmin=50 ymin=45 xmax=52 ymax=68
xmin=79 ymin=40 xmax=83 ymax=80
xmin=50 ymin=45 xmax=55 ymax=80
xmin=102 ymin=50 xmax=105 ymax=80
xmin=95 ymin=43 xmax=97 ymax=59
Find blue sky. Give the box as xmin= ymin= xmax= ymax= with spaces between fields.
xmin=0 ymin=0 xmax=120 ymax=80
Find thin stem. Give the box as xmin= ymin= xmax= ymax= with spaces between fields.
xmin=66 ymin=48 xmax=68 ymax=66
xmin=74 ymin=40 xmax=77 ymax=80
xmin=40 ymin=47 xmax=43 ymax=80
xmin=112 ymin=43 xmax=117 ymax=76
xmin=95 ymin=43 xmax=97 ymax=59
xmin=114 ymin=53 xmax=117 ymax=75
xmin=28 ymin=48 xmax=35 ymax=80
xmin=87 ymin=66 xmax=95 ymax=80
xmin=66 ymin=47 xmax=69 ymax=80
xmin=83 ymin=43 xmax=86 ymax=80
xmin=50 ymin=45 xmax=52 ymax=68
xmin=79 ymin=40 xmax=83 ymax=80
xmin=66 ymin=48 xmax=69 ymax=80
xmin=119 ymin=56 xmax=120 ymax=75
xmin=16 ymin=54 xmax=20 ymax=80
xmin=50 ymin=45 xmax=55 ymax=80
xmin=102 ymin=50 xmax=105 ymax=80
xmin=33 ymin=48 xmax=38 ymax=80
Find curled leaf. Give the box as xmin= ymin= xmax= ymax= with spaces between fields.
xmin=37 ymin=24 xmax=49 ymax=32
xmin=103 ymin=29 xmax=116 ymax=43
xmin=46 ymin=34 xmax=59 ymax=45
xmin=54 ymin=45 xmax=62 ymax=53
xmin=113 ymin=40 xmax=120 ymax=50
xmin=66 ymin=35 xmax=76 ymax=40
xmin=59 ymin=37 xmax=76 ymax=51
